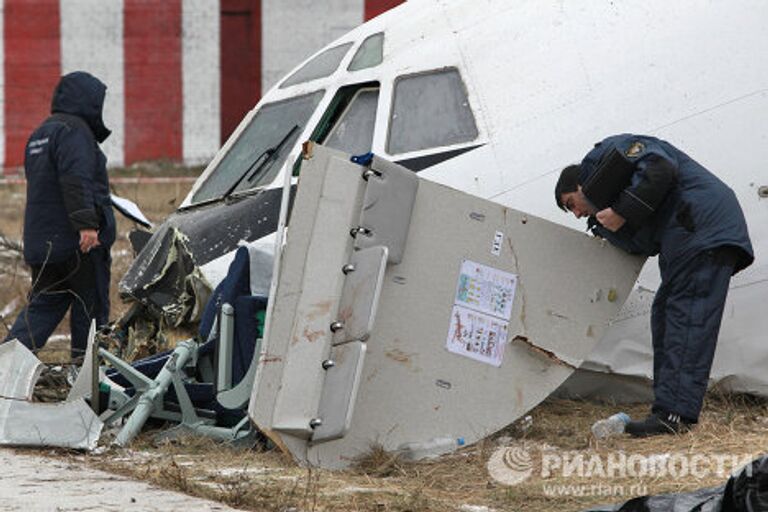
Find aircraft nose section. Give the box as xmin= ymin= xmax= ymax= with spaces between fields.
xmin=119 ymin=188 xmax=290 ymax=325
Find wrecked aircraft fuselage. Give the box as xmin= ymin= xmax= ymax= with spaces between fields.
xmin=119 ymin=187 xmax=292 ymax=328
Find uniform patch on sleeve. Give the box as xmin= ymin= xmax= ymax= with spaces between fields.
xmin=625 ymin=141 xmax=645 ymax=158
xmin=27 ymin=137 xmax=49 ymax=156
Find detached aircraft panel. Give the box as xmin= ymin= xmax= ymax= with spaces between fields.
xmin=250 ymin=145 xmax=644 ymax=468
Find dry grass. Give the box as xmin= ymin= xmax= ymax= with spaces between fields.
xmin=0 ymin=183 xmax=30 ymax=340
xmin=483 ymin=395 xmax=768 ymax=511
xmin=60 ymin=394 xmax=768 ymax=512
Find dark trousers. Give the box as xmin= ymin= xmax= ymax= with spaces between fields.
xmin=4 ymin=249 xmax=110 ymax=359
xmin=651 ymin=249 xmax=735 ymax=421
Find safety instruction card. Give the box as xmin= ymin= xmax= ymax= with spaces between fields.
xmin=446 ymin=260 xmax=517 ymax=366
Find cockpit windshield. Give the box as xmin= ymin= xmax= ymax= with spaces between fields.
xmin=280 ymin=43 xmax=353 ymax=89
xmin=190 ymin=91 xmax=324 ymax=204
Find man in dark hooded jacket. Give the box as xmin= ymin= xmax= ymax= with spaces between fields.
xmin=3 ymin=71 xmax=115 ymax=359
xmin=555 ymin=134 xmax=753 ymax=437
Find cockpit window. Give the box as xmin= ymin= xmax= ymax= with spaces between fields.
xmin=348 ymin=33 xmax=384 ymax=71
xmin=191 ymin=91 xmax=323 ymax=204
xmin=280 ymin=43 xmax=353 ymax=89
xmin=324 ymin=88 xmax=379 ymax=156
xmin=387 ymin=68 xmax=478 ymax=155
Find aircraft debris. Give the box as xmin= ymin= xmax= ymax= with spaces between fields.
xmin=0 ymin=340 xmax=102 ymax=450
xmin=85 ymin=246 xmax=266 ymax=447
xmin=138 ymin=227 xmax=210 ymax=326
xmin=0 ymin=340 xmax=44 ymax=400
xmin=118 ymin=186 xmax=286 ymax=332
xmin=104 ymin=225 xmax=212 ymax=363
xmin=249 ymin=145 xmax=644 ymax=468
xmin=17 ymin=146 xmax=636 ymax=457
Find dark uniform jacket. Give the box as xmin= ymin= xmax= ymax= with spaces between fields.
xmin=23 ymin=72 xmax=115 ymax=265
xmin=579 ymin=134 xmax=753 ymax=275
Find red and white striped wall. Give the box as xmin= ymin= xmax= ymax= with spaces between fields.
xmin=0 ymin=0 xmax=403 ymax=173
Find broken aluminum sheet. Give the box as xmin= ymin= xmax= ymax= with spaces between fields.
xmin=250 ymin=145 xmax=645 ymax=468
xmin=0 ymin=340 xmax=45 ymax=400
xmin=68 ymin=321 xmax=109 ymax=403
xmin=0 ymin=398 xmax=102 ymax=450
xmin=0 ymin=339 xmax=102 ymax=450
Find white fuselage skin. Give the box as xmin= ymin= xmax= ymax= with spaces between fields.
xmin=183 ymin=0 xmax=768 ymax=394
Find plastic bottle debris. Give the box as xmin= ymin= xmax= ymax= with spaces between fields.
xmin=398 ymin=437 xmax=466 ymax=460
xmin=591 ymin=412 xmax=630 ymax=439
xmin=459 ymin=505 xmax=496 ymax=512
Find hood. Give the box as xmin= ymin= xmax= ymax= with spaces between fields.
xmin=50 ymin=71 xmax=111 ymax=143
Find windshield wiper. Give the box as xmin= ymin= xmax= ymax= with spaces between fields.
xmin=221 ymin=124 xmax=300 ymax=200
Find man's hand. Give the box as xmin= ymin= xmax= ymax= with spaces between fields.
xmin=79 ymin=228 xmax=100 ymax=253
xmin=595 ymin=208 xmax=626 ymax=232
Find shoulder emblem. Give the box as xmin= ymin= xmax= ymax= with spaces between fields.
xmin=625 ymin=141 xmax=645 ymax=158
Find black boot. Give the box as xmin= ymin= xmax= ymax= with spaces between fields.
xmin=625 ymin=411 xmax=693 ymax=438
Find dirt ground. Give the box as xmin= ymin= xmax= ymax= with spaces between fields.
xmin=2 ymin=179 xmax=767 ymax=511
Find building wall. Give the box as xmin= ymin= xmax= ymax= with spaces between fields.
xmin=61 ymin=0 xmax=125 ymax=166
xmin=0 ymin=0 xmax=403 ymax=173
xmin=183 ymin=0 xmax=221 ymax=164
xmin=220 ymin=0 xmax=259 ymax=148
